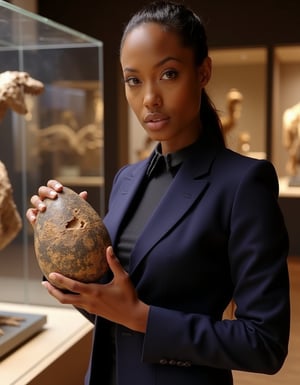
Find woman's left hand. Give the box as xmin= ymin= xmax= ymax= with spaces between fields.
xmin=42 ymin=246 xmax=149 ymax=333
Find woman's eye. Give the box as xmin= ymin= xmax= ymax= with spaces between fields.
xmin=161 ymin=70 xmax=178 ymax=80
xmin=125 ymin=77 xmax=140 ymax=86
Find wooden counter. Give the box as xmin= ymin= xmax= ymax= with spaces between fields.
xmin=0 ymin=302 xmax=93 ymax=385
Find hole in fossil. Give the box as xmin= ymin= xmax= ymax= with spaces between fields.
xmin=66 ymin=217 xmax=86 ymax=229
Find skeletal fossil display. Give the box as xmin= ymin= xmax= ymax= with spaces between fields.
xmin=0 ymin=71 xmax=44 ymax=335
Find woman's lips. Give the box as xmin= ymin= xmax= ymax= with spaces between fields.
xmin=144 ymin=113 xmax=169 ymax=131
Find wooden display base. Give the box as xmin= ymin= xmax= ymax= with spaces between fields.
xmin=0 ymin=311 xmax=47 ymax=359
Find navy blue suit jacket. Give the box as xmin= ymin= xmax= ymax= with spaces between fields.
xmin=84 ymin=139 xmax=290 ymax=385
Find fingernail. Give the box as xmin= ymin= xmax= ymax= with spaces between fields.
xmin=50 ymin=190 xmax=57 ymax=197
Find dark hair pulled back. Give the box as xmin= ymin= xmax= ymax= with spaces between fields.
xmin=121 ymin=1 xmax=225 ymax=147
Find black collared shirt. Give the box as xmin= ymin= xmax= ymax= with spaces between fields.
xmin=117 ymin=141 xmax=197 ymax=271
xmin=146 ymin=142 xmax=192 ymax=178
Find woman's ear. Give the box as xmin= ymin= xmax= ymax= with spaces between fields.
xmin=198 ymin=56 xmax=212 ymax=87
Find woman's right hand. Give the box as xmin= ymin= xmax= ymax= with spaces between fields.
xmin=26 ymin=179 xmax=88 ymax=225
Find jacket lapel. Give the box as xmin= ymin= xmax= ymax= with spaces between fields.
xmin=129 ymin=141 xmax=219 ymax=275
xmin=103 ymin=160 xmax=148 ymax=243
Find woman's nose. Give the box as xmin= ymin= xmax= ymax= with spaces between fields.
xmin=143 ymin=84 xmax=162 ymax=109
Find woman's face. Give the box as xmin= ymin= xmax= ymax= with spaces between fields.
xmin=120 ymin=22 xmax=211 ymax=154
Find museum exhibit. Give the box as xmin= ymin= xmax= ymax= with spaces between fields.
xmin=0 ymin=1 xmax=299 ymax=385
xmin=0 ymin=1 xmax=103 ymax=384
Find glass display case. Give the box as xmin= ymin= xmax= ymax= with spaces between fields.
xmin=272 ymin=45 xmax=300 ymax=182
xmin=207 ymin=47 xmax=267 ymax=159
xmin=0 ymin=1 xmax=104 ymax=306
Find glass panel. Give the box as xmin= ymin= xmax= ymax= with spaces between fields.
xmin=0 ymin=0 xmax=99 ymax=47
xmin=0 ymin=1 xmax=104 ymax=306
xmin=207 ymin=47 xmax=267 ymax=159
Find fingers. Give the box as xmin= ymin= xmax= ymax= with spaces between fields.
xmin=30 ymin=193 xmax=49 ymax=210
xmin=47 ymin=179 xmax=63 ymax=192
xmin=33 ymin=180 xmax=63 ymax=203
xmin=26 ymin=180 xmax=63 ymax=224
xmin=47 ymin=180 xmax=86 ymax=200
xmin=48 ymin=272 xmax=86 ymax=294
xmin=26 ymin=179 xmax=88 ymax=226
xmin=106 ymin=246 xmax=127 ymax=278
xmin=42 ymin=273 xmax=89 ymax=305
xmin=42 ymin=279 xmax=82 ymax=305
xmin=79 ymin=191 xmax=88 ymax=200
xmin=26 ymin=193 xmax=50 ymax=225
xmin=37 ymin=181 xmax=62 ymax=200
xmin=26 ymin=207 xmax=39 ymax=224
xmin=30 ymin=180 xmax=62 ymax=208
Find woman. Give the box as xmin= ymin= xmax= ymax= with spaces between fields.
xmin=27 ymin=2 xmax=290 ymax=384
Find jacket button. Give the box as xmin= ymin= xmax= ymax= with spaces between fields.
xmin=159 ymin=358 xmax=168 ymax=365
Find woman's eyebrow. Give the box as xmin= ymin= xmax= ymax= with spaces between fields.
xmin=155 ymin=56 xmax=182 ymax=67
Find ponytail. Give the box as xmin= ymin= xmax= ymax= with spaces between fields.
xmin=200 ymin=89 xmax=225 ymax=147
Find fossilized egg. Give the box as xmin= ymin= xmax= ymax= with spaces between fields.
xmin=34 ymin=186 xmax=111 ymax=289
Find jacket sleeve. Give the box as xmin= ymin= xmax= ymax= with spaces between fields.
xmin=142 ymin=160 xmax=290 ymax=374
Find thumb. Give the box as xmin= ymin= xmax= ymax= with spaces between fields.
xmin=106 ymin=246 xmax=124 ymax=276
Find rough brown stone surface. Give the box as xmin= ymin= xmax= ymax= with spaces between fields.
xmin=34 ymin=187 xmax=111 ymax=289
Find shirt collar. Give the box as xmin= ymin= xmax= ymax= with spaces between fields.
xmin=146 ymin=141 xmax=198 ymax=178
